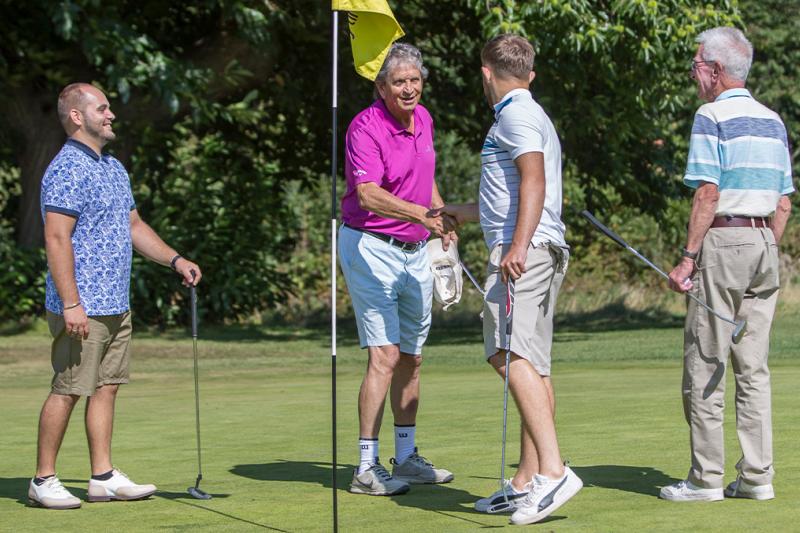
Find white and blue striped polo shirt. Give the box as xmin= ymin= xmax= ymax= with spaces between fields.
xmin=479 ymin=88 xmax=566 ymax=250
xmin=685 ymin=88 xmax=794 ymax=216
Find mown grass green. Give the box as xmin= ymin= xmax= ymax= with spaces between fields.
xmin=1 ymin=310 xmax=798 ymax=532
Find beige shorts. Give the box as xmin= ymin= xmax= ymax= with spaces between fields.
xmin=48 ymin=311 xmax=132 ymax=396
xmin=483 ymin=243 xmax=568 ymax=376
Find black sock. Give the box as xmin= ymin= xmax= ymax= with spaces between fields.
xmin=91 ymin=469 xmax=114 ymax=481
xmin=33 ymin=474 xmax=55 ymax=486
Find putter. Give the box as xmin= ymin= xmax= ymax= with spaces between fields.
xmin=581 ymin=211 xmax=746 ymax=343
xmin=187 ymin=273 xmax=212 ymax=500
xmin=487 ymin=280 xmax=515 ymax=514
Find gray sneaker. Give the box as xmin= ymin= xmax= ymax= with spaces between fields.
xmin=349 ymin=460 xmax=410 ymax=496
xmin=391 ymin=448 xmax=454 ymax=484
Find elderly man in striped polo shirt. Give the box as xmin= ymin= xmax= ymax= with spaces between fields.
xmin=662 ymin=27 xmax=793 ymax=502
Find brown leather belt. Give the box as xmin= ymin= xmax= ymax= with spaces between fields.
xmin=711 ymin=215 xmax=770 ymax=229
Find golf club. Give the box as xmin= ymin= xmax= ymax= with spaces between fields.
xmin=460 ymin=260 xmax=485 ymax=298
xmin=187 ymin=272 xmax=212 ymax=500
xmin=487 ymin=280 xmax=515 ymax=514
xmin=581 ymin=210 xmax=746 ymax=343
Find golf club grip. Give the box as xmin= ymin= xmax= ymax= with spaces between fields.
xmin=581 ymin=210 xmax=630 ymax=249
xmin=190 ymin=285 xmax=198 ymax=338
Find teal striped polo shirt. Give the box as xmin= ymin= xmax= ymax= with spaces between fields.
xmin=685 ymin=88 xmax=794 ymax=216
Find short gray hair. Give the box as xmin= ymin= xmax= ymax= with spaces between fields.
xmin=374 ymin=42 xmax=429 ymax=86
xmin=696 ymin=27 xmax=753 ymax=82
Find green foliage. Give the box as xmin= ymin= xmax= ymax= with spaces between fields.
xmin=473 ymin=0 xmax=742 ymax=214
xmin=0 ymin=164 xmax=45 ymax=321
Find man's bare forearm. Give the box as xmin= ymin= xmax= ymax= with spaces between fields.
xmin=130 ymin=215 xmax=178 ymax=266
xmin=771 ymin=195 xmax=792 ymax=244
xmin=685 ymin=183 xmax=720 ymax=253
xmin=46 ymin=235 xmax=80 ymax=306
xmin=357 ymin=183 xmax=427 ymax=223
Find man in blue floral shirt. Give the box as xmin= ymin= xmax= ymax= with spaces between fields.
xmin=29 ymin=83 xmax=202 ymax=510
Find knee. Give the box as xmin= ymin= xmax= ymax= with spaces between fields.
xmin=398 ymin=354 xmax=423 ymax=372
xmin=95 ymin=384 xmax=120 ymax=398
xmin=488 ymin=351 xmax=507 ymax=374
xmin=368 ymin=347 xmax=402 ymax=375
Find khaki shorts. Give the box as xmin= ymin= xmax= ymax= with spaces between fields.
xmin=48 ymin=311 xmax=132 ymax=396
xmin=483 ymin=243 xmax=568 ymax=376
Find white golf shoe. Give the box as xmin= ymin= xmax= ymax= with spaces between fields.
xmin=510 ymin=466 xmax=583 ymax=525
xmin=28 ymin=476 xmax=81 ymax=509
xmin=474 ymin=478 xmax=530 ymax=513
xmin=659 ymin=479 xmax=723 ymax=501
xmin=87 ymin=469 xmax=156 ymax=502
xmin=724 ymin=477 xmax=774 ymax=500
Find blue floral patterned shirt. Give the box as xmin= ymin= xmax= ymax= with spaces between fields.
xmin=40 ymin=139 xmax=136 ymax=316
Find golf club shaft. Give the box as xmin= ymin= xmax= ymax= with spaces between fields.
xmin=500 ymin=280 xmax=515 ymax=503
xmin=461 ymin=260 xmax=485 ymax=297
xmin=582 ymin=211 xmax=740 ymax=327
xmin=190 ymin=284 xmax=204 ymax=485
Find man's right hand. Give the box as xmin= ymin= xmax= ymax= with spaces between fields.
xmin=422 ymin=208 xmax=447 ymax=237
xmin=64 ymin=305 xmax=89 ymax=340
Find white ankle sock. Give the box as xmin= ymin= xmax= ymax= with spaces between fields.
xmin=358 ymin=438 xmax=378 ymax=474
xmin=394 ymin=424 xmax=416 ymax=464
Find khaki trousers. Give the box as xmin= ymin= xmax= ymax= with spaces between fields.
xmin=683 ymin=226 xmax=779 ymax=488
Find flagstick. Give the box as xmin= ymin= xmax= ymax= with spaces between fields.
xmin=330 ymin=9 xmax=340 ymax=533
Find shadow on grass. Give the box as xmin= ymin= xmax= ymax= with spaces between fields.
xmin=571 ymin=465 xmax=680 ymax=497
xmin=231 ymin=461 xmax=505 ymax=528
xmin=158 ymin=492 xmax=287 ymax=532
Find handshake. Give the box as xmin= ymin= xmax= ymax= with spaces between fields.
xmin=422 ymin=203 xmax=478 ymax=244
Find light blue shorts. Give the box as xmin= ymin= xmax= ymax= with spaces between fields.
xmin=338 ymin=225 xmax=432 ymax=355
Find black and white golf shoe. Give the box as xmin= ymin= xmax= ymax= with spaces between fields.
xmin=510 ymin=466 xmax=582 ymax=525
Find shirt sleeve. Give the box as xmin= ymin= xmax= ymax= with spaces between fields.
xmin=345 ymin=126 xmax=384 ymax=186
xmin=781 ymin=128 xmax=795 ymax=195
xmin=684 ymin=111 xmax=721 ymax=189
xmin=494 ymin=107 xmax=544 ymax=160
xmin=41 ymin=165 xmax=84 ymax=218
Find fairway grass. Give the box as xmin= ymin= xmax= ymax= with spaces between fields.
xmin=1 ymin=314 xmax=798 ymax=532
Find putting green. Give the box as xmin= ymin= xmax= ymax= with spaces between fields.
xmin=1 ymin=315 xmax=798 ymax=531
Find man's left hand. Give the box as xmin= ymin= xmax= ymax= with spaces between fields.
xmin=668 ymin=258 xmax=695 ymax=293
xmin=441 ymin=230 xmax=458 ymax=251
xmin=175 ymin=258 xmax=202 ymax=286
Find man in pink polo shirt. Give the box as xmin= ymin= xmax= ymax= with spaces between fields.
xmin=339 ymin=42 xmax=455 ymax=496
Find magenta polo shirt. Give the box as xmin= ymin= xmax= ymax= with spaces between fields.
xmin=342 ymin=98 xmax=436 ymax=243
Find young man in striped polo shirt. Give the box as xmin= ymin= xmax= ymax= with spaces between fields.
xmin=442 ymin=34 xmax=582 ymax=525
xmin=663 ymin=27 xmax=793 ymax=502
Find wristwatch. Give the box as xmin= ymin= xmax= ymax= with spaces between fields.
xmin=681 ymin=247 xmax=698 ymax=260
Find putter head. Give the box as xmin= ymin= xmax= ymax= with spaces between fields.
xmin=732 ymin=320 xmax=746 ymax=344
xmin=486 ymin=500 xmax=515 ymax=514
xmin=187 ymin=486 xmax=212 ymax=500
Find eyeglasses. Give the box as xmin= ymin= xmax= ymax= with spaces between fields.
xmin=690 ymin=60 xmax=713 ymax=73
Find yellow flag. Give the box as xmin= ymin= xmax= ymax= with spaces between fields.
xmin=332 ymin=0 xmax=405 ymax=81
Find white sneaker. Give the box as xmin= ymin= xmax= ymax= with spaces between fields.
xmin=510 ymin=466 xmax=583 ymax=525
xmin=87 ymin=469 xmax=156 ymax=502
xmin=28 ymin=476 xmax=81 ymax=509
xmin=474 ymin=479 xmax=530 ymax=513
xmin=659 ymin=479 xmax=723 ymax=501
xmin=724 ymin=477 xmax=774 ymax=500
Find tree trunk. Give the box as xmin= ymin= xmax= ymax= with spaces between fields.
xmin=7 ymin=90 xmax=65 ymax=248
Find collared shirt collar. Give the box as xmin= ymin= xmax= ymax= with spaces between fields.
xmin=493 ymin=88 xmax=530 ymax=118
xmin=715 ymin=87 xmax=751 ymax=102
xmin=66 ymin=138 xmax=102 ymax=161
xmin=375 ymin=98 xmax=421 ymax=137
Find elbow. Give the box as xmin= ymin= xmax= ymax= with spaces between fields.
xmin=696 ymin=184 xmax=720 ymax=206
xmin=357 ymin=187 xmax=372 ymax=211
